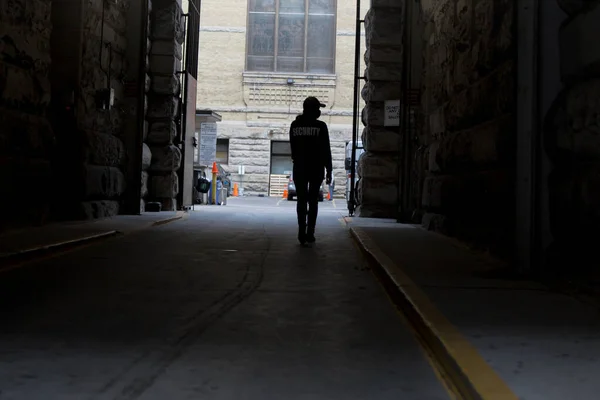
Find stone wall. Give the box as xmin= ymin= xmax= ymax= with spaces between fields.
xmin=0 ymin=0 xmax=55 ymax=228
xmin=418 ymin=0 xmax=516 ymax=255
xmin=72 ymin=0 xmax=130 ymax=219
xmin=544 ymin=0 xmax=600 ymax=272
xmin=145 ymin=0 xmax=184 ymax=211
xmin=358 ymin=0 xmax=403 ymax=217
xmin=216 ymin=121 xmax=350 ymax=196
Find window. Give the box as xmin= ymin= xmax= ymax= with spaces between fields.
xmin=216 ymin=139 xmax=229 ymax=165
xmin=270 ymin=141 xmax=293 ymax=175
xmin=246 ymin=0 xmax=337 ymax=74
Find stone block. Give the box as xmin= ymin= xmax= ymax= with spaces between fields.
xmin=365 ymin=63 xmax=403 ymax=82
xmin=560 ymin=3 xmax=600 ymax=81
xmin=361 ymin=127 xmax=400 ymax=153
xmin=421 ymin=170 xmax=510 ymax=213
xmin=150 ymin=40 xmax=183 ymax=60
xmin=149 ymin=54 xmax=182 ymax=76
xmin=357 ymin=179 xmax=398 ymax=206
xmin=0 ymin=111 xmax=54 ymax=157
xmin=371 ymin=0 xmax=404 ymax=9
xmin=82 ymin=165 xmax=126 ymax=199
xmin=150 ymin=171 xmax=179 ymax=198
xmin=357 ymin=152 xmax=398 ymax=183
xmin=436 ymin=115 xmax=513 ymax=172
xmin=356 ymin=204 xmax=397 ymax=218
xmin=159 ymin=197 xmax=177 ymax=211
xmin=147 ymin=120 xmax=177 ymax=145
xmin=444 ymin=61 xmax=514 ymax=131
xmin=78 ymin=200 xmax=120 ymax=219
xmin=149 ymin=144 xmax=182 ymax=172
xmin=147 ymin=95 xmax=179 ymax=119
xmin=427 ymin=142 xmax=441 ymax=172
xmin=545 ymin=79 xmax=600 ymax=162
xmin=145 ymin=74 xmax=152 ymax=92
xmin=152 ymin=2 xmax=185 ymax=43
xmin=361 ymin=103 xmax=385 ymax=127
xmin=142 ymin=143 xmax=153 ymax=170
xmin=151 ymin=75 xmax=181 ymax=95
xmin=364 ymin=46 xmax=403 ymax=64
xmin=557 ymin=0 xmax=596 ymax=16
xmin=364 ymin=8 xmax=404 ymax=49
xmin=83 ymin=131 xmax=126 ymax=167
xmin=361 ymin=81 xmax=403 ymax=102
xmin=421 ymin=212 xmax=450 ymax=235
xmin=141 ymin=171 xmax=149 ymax=197
xmin=548 ymin=162 xmax=600 ymax=238
xmin=0 ymin=62 xmax=51 ymax=111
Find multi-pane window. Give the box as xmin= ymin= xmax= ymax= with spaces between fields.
xmin=246 ymin=0 xmax=337 ymax=74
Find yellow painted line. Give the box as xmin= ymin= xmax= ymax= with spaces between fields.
xmin=332 ymin=199 xmax=337 ymax=208
xmin=338 ymin=218 xmax=347 ymax=227
xmin=351 ymin=226 xmax=518 ymax=400
xmin=276 ymin=199 xmax=283 ymax=206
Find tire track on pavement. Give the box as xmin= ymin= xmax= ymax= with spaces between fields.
xmin=90 ymin=213 xmax=270 ymax=400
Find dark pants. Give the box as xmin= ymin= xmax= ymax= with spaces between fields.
xmin=293 ymin=167 xmax=323 ymax=232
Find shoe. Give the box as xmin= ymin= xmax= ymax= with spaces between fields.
xmin=306 ymin=227 xmax=316 ymax=243
xmin=298 ymin=226 xmax=307 ymax=244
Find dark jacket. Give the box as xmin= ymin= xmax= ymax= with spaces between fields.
xmin=289 ymin=114 xmax=332 ymax=176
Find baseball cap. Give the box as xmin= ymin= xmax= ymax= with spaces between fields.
xmin=303 ymin=96 xmax=326 ymax=110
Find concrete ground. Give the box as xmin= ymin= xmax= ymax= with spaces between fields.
xmin=0 ymin=196 xmax=451 ymax=400
xmin=348 ymin=218 xmax=600 ymax=400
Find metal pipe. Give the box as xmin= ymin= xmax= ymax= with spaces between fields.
xmin=349 ymin=0 xmax=361 ymax=217
xmin=397 ymin=0 xmax=411 ymax=222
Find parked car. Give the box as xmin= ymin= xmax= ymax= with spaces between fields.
xmin=287 ymin=172 xmax=324 ymax=202
xmin=345 ymin=140 xmax=365 ymax=202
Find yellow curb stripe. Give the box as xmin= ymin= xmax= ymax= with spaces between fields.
xmin=351 ymin=226 xmax=518 ymax=400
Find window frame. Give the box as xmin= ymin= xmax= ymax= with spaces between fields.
xmin=216 ymin=138 xmax=230 ymax=165
xmin=245 ymin=0 xmax=338 ymax=75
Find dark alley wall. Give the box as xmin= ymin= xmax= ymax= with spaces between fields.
xmin=76 ymin=0 xmax=129 ymax=218
xmin=0 ymin=0 xmax=132 ymax=229
xmin=0 ymin=0 xmax=56 ymax=228
xmin=55 ymin=0 xmax=130 ymax=220
xmin=418 ymin=0 xmax=516 ymax=256
xmin=543 ymin=0 xmax=600 ymax=274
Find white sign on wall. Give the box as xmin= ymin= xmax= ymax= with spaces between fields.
xmin=384 ymin=100 xmax=401 ymax=127
xmin=199 ymin=122 xmax=217 ymax=165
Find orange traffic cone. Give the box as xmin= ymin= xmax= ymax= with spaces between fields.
xmin=282 ymin=189 xmax=288 ymax=198
xmin=233 ymin=183 xmax=239 ymax=197
xmin=327 ymin=192 xmax=331 ymax=200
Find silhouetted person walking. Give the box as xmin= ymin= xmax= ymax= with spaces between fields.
xmin=289 ymin=97 xmax=332 ymax=245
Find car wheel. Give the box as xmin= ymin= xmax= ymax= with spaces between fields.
xmin=287 ymin=194 xmax=293 ymax=201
